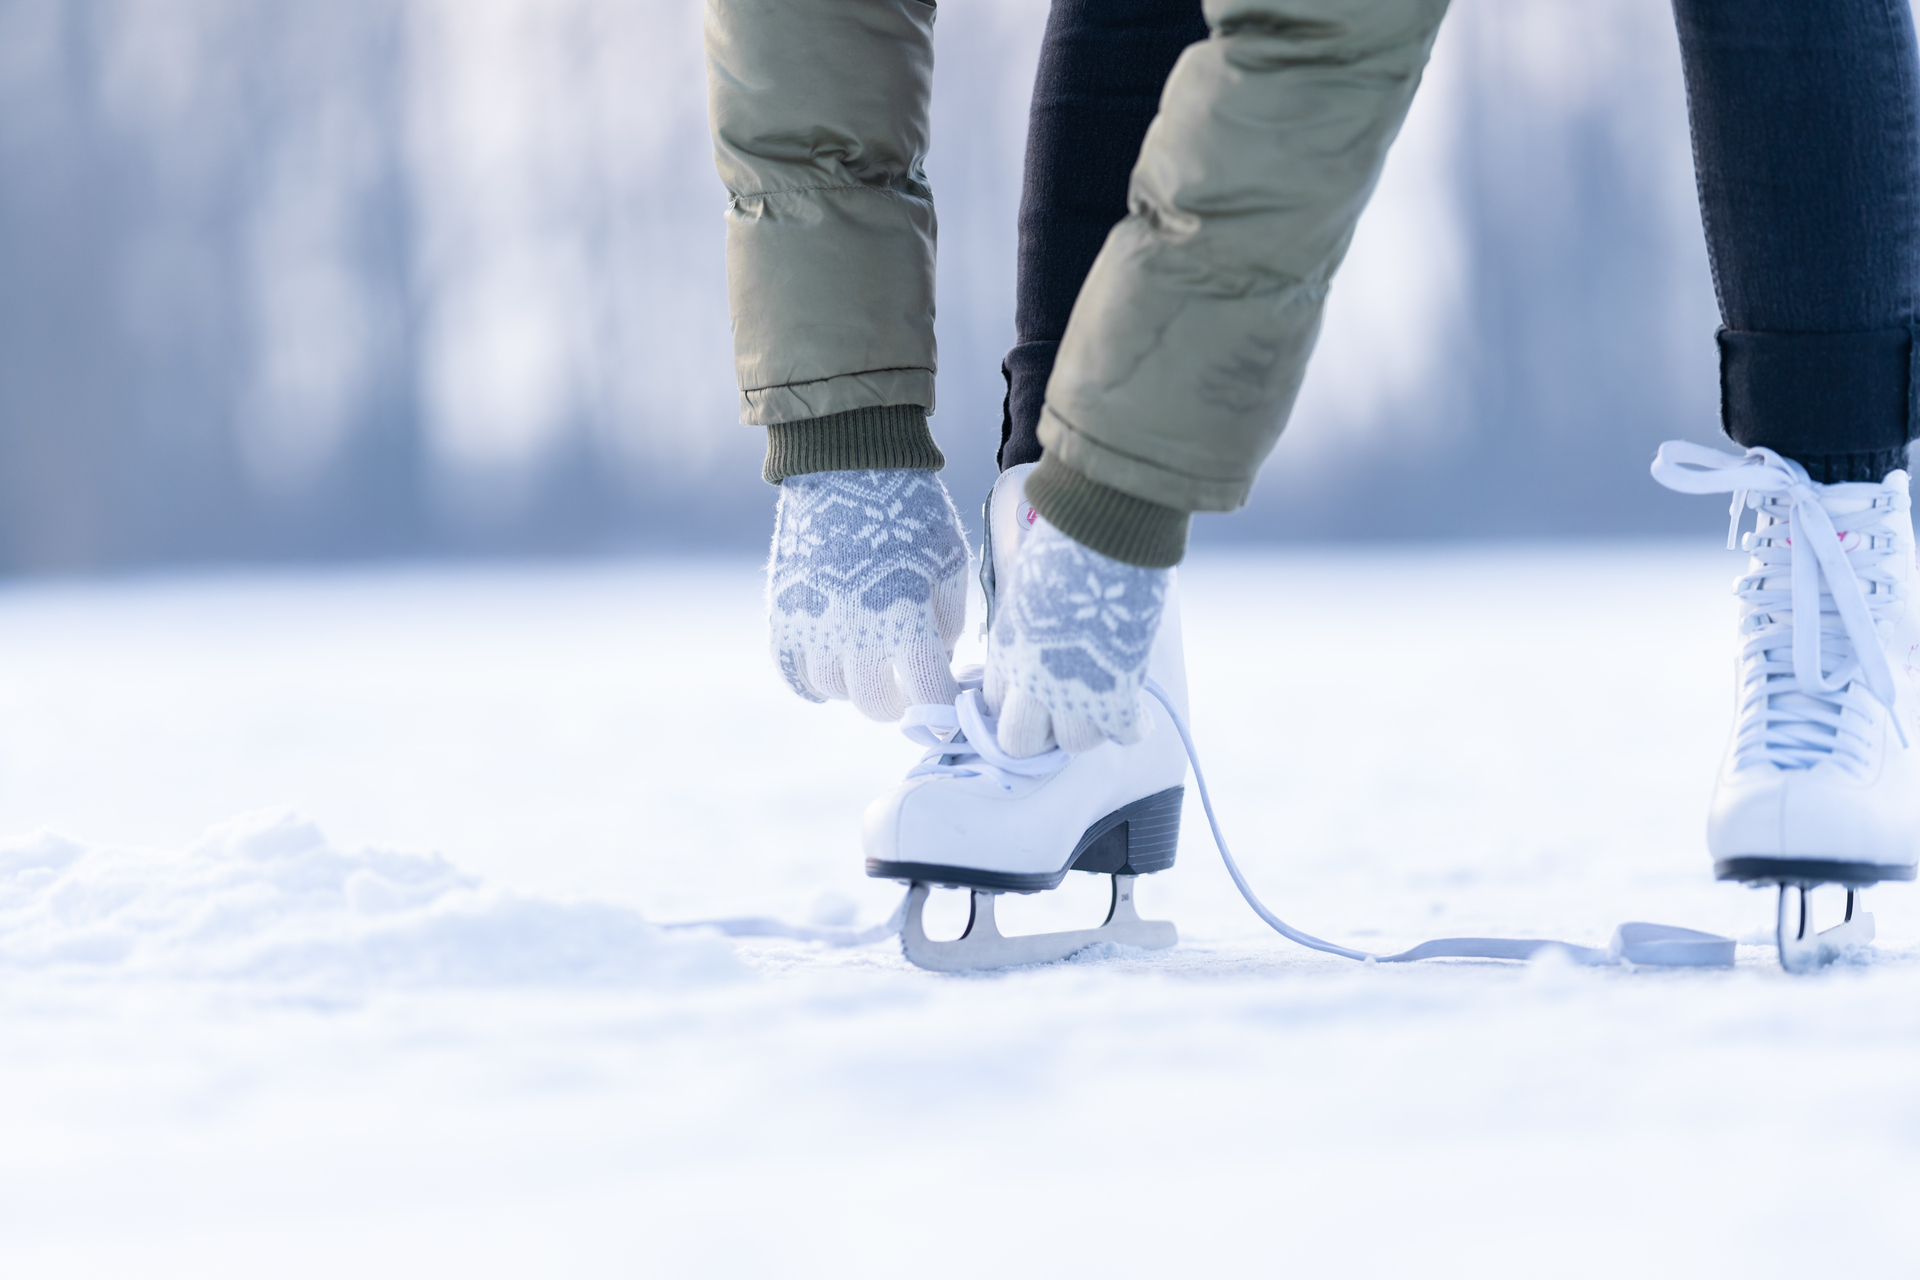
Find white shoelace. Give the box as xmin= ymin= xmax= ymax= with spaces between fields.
xmin=899 ymin=666 xmax=1067 ymax=784
xmin=1651 ymin=441 xmax=1910 ymax=767
xmin=668 ymin=678 xmax=1731 ymax=967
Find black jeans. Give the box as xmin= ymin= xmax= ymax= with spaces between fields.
xmin=1677 ymin=0 xmax=1920 ymax=481
xmin=998 ymin=0 xmax=1209 ymax=470
xmin=1003 ymin=0 xmax=1920 ymax=483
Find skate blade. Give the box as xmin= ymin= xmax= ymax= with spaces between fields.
xmin=900 ymin=874 xmax=1176 ymax=973
xmin=1776 ymin=884 xmax=1874 ymax=975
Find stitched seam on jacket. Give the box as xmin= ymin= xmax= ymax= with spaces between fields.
xmin=730 ymin=183 xmax=931 ymax=202
xmin=743 ymin=365 xmax=933 ymax=395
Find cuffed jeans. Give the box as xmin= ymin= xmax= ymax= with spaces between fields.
xmin=1675 ymin=0 xmax=1920 ymax=483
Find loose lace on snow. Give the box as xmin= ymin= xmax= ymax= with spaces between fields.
xmin=1651 ymin=441 xmax=1910 ymax=766
xmin=670 ymin=672 xmax=1733 ymax=966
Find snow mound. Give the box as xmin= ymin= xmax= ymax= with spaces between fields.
xmin=0 ymin=810 xmax=738 ymax=993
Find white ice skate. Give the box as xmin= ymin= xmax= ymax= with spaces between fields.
xmin=863 ymin=463 xmax=1189 ymax=971
xmin=1654 ymin=441 xmax=1920 ymax=971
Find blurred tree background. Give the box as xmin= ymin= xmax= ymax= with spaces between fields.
xmin=0 ymin=0 xmax=1750 ymax=574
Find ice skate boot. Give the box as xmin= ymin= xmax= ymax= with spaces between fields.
xmin=863 ymin=462 xmax=1189 ymax=971
xmin=1654 ymin=442 xmax=1920 ymax=971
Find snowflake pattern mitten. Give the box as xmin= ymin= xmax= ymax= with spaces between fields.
xmin=985 ymin=516 xmax=1168 ymax=755
xmin=768 ymin=469 xmax=969 ymax=721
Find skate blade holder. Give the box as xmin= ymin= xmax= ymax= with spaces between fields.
xmin=900 ymin=874 xmax=1176 ymax=972
xmin=1772 ymin=882 xmax=1874 ymax=974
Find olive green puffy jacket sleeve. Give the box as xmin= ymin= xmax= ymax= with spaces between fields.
xmin=1030 ymin=0 xmax=1450 ymax=566
xmin=704 ymin=0 xmax=1448 ymax=558
xmin=704 ymin=0 xmax=946 ymax=481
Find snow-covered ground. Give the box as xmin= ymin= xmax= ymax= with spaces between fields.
xmin=3 ymin=545 xmax=1917 ymax=1278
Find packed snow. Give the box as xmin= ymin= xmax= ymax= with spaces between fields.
xmin=2 ymin=545 xmax=1917 ymax=1277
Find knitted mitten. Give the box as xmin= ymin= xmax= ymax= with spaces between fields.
xmin=768 ymin=469 xmax=969 ymax=721
xmin=985 ymin=516 xmax=1168 ymax=756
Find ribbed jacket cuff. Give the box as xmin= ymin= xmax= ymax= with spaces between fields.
xmin=762 ymin=405 xmax=945 ymax=484
xmin=1026 ymin=453 xmax=1190 ymax=568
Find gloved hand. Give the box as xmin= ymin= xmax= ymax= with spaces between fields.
xmin=984 ymin=516 xmax=1168 ymax=756
xmin=768 ymin=468 xmax=969 ymax=721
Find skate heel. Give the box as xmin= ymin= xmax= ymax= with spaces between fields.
xmin=1715 ymin=856 xmax=1917 ymax=886
xmin=1069 ymin=786 xmax=1184 ymax=877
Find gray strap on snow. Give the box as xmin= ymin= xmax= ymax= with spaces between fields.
xmin=1369 ymin=926 xmax=1731 ymax=967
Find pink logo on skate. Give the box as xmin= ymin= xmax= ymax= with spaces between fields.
xmin=1017 ymin=501 xmax=1039 ymax=532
